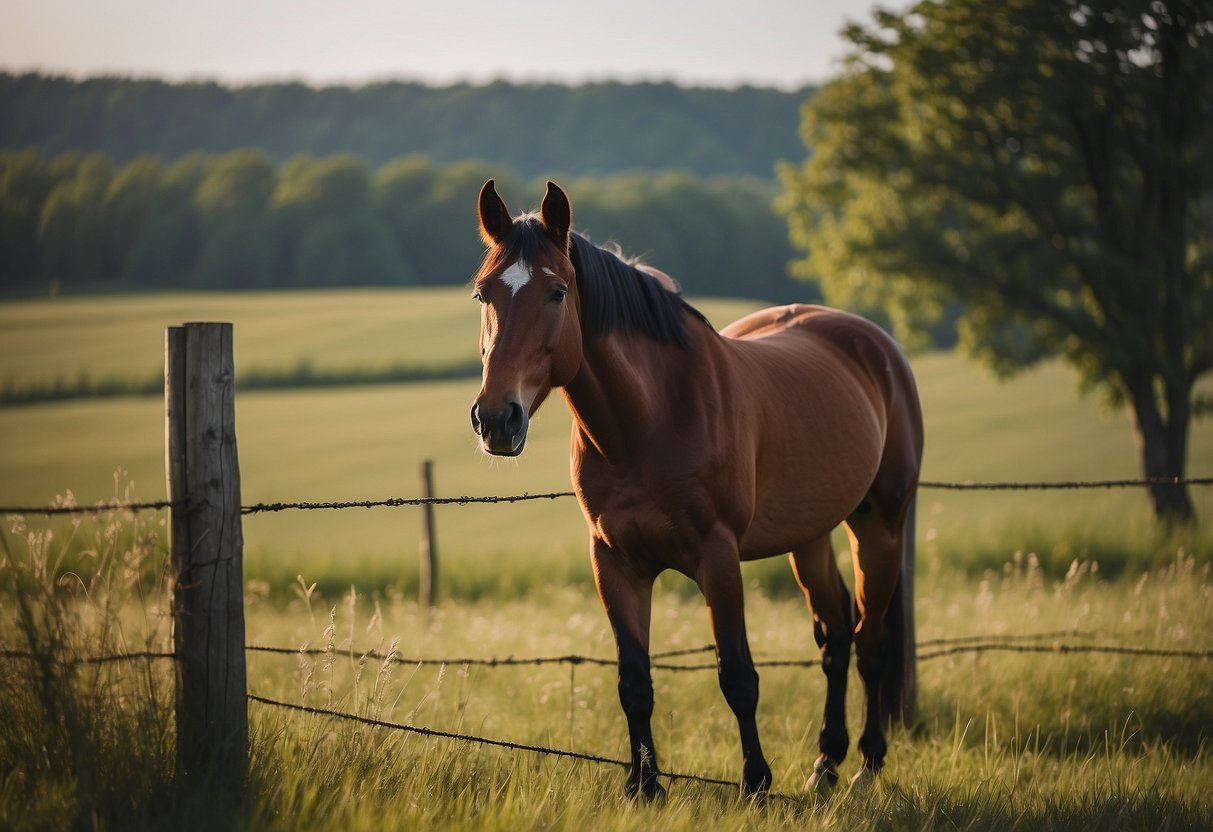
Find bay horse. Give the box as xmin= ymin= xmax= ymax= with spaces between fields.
xmin=469 ymin=180 xmax=923 ymax=798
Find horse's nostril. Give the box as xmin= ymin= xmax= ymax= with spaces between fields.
xmin=470 ymin=404 xmax=482 ymax=435
xmin=505 ymin=401 xmax=525 ymax=435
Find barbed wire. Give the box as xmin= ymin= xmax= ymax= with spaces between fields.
xmin=4 ymin=635 xmax=1210 ymax=676
xmin=0 ymin=631 xmax=1147 ymax=669
xmin=248 ymin=643 xmax=616 ymax=669
xmin=251 ymin=636 xmax=1212 ymax=674
xmin=238 ymin=477 xmax=1213 ymax=515
xmin=918 ymin=477 xmax=1213 ymax=491
xmin=918 ymin=643 xmax=1213 ymax=661
xmin=247 ymin=692 xmax=749 ymax=793
xmin=0 ymin=499 xmax=181 ymax=516
xmin=240 ymin=492 xmax=574 ymax=514
xmin=916 ymin=629 xmax=1098 ymax=648
xmin=0 ymin=648 xmax=176 ymax=666
xmin=3 ymin=476 xmax=1210 ymax=517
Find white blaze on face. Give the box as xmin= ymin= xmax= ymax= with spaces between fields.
xmin=499 ymin=260 xmax=532 ymax=296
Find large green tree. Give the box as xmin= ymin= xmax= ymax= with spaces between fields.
xmin=780 ymin=0 xmax=1212 ymax=524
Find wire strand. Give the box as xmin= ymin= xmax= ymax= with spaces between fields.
xmin=3 ymin=476 xmax=1210 ymax=516
xmin=247 ymin=693 xmax=749 ymax=792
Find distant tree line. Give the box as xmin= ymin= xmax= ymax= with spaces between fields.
xmin=0 ymin=73 xmax=811 ymax=179
xmin=0 ymin=148 xmax=805 ymax=301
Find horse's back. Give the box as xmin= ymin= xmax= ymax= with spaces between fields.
xmin=718 ymin=303 xmax=912 ymax=405
xmin=720 ymin=303 xmax=830 ymax=341
xmin=723 ymin=304 xmax=917 ymax=415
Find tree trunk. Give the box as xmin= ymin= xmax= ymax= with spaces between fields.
xmin=1124 ymin=375 xmax=1195 ymax=526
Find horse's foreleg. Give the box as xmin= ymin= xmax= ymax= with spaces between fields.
xmin=697 ymin=533 xmax=772 ymax=796
xmin=789 ymin=537 xmax=852 ymax=792
xmin=591 ymin=538 xmax=664 ymax=800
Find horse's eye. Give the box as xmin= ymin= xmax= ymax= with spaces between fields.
xmin=472 ymin=291 xmax=485 ymax=303
xmin=550 ymin=286 xmax=568 ymax=304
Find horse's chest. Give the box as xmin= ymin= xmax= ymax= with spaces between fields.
xmin=574 ymin=456 xmax=745 ymax=568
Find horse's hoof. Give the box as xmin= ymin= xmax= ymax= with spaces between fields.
xmin=848 ymin=767 xmax=877 ymax=792
xmin=805 ymin=756 xmax=839 ymax=793
xmin=742 ymin=762 xmax=773 ymax=798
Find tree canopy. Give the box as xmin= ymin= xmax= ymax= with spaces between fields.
xmin=779 ymin=0 xmax=1212 ymax=523
xmin=0 ymin=149 xmax=804 ymax=302
xmin=0 ymin=74 xmax=809 ymax=179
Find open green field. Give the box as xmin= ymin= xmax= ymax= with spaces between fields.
xmin=0 ymin=289 xmax=769 ymax=395
xmin=1 ymin=288 xmax=1211 ymax=593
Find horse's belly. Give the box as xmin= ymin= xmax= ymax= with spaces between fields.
xmin=738 ymin=478 xmax=865 ymax=560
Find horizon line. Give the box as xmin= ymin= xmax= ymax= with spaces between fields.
xmin=0 ymin=63 xmax=827 ymax=94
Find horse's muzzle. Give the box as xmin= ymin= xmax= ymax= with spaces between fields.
xmin=470 ymin=400 xmax=528 ymax=456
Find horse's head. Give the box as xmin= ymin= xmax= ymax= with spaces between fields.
xmin=469 ymin=179 xmax=583 ymax=456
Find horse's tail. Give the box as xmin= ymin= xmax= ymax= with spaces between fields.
xmin=879 ymin=493 xmax=917 ymax=728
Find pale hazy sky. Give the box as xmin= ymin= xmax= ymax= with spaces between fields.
xmin=0 ymin=0 xmax=885 ymax=89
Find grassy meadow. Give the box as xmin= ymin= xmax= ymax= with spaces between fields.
xmin=2 ymin=502 xmax=1211 ymax=830
xmin=2 ymin=287 xmax=1213 ymax=829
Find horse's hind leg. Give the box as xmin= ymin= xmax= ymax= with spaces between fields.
xmin=789 ymin=535 xmax=853 ymax=792
xmin=696 ymin=530 xmax=772 ymax=796
xmin=845 ymin=492 xmax=912 ymax=786
xmin=591 ymin=538 xmax=664 ymax=800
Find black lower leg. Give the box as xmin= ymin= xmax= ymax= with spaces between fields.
xmin=617 ymin=632 xmax=663 ymax=799
xmin=856 ymin=638 xmax=889 ymax=772
xmin=813 ymin=615 xmax=852 ymax=784
xmin=717 ymin=636 xmax=772 ymax=795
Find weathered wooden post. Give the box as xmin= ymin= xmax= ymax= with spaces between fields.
xmin=419 ymin=458 xmax=438 ymax=608
xmin=165 ymin=322 xmax=247 ymax=790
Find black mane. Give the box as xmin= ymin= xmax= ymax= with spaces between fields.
xmin=568 ymin=232 xmax=710 ymax=350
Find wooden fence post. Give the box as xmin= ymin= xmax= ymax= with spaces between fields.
xmin=419 ymin=458 xmax=437 ymax=608
xmin=165 ymin=322 xmax=247 ymax=790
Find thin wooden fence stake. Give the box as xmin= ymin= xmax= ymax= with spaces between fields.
xmin=166 ymin=322 xmax=247 ymax=791
xmin=419 ymin=458 xmax=438 ymax=608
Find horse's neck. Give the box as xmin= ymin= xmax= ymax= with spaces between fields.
xmin=560 ymin=328 xmax=709 ymax=464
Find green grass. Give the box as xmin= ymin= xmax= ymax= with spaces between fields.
xmin=2 ymin=506 xmax=1211 ymax=830
xmin=0 ymin=288 xmax=481 ymax=391
xmin=1 ymin=287 xmax=1211 ymax=592
xmin=0 ymin=289 xmax=765 ymax=396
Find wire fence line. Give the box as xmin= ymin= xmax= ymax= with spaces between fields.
xmin=919 ymin=477 xmax=1213 ymax=491
xmin=917 ymin=643 xmax=1213 ymax=661
xmin=245 ymin=692 xmax=780 ymax=797
xmin=244 ymin=629 xmax=1107 ymax=672
xmin=0 ymin=648 xmax=176 ymax=666
xmin=241 ymin=491 xmax=575 ymax=515
xmin=8 ymin=633 xmax=1208 ymax=672
xmin=9 ymin=633 xmax=1210 ymax=797
xmin=0 ymin=498 xmax=182 ymax=516
xmin=3 ymin=476 xmax=1211 ymax=517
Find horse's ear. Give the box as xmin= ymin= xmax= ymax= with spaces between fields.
xmin=540 ymin=180 xmax=572 ymax=251
xmin=478 ymin=179 xmax=513 ymax=246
